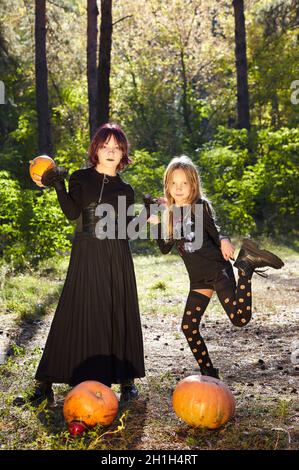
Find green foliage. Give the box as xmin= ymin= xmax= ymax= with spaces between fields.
xmin=197 ymin=127 xmax=299 ymax=236
xmin=9 ymin=343 xmax=25 ymax=357
xmin=150 ymin=280 xmax=167 ymax=290
xmin=0 ymin=171 xmax=23 ymax=257
xmin=0 ymin=171 xmax=73 ymax=268
xmin=212 ymin=126 xmax=251 ymax=150
xmin=124 ymin=149 xmax=166 ymax=201
xmin=198 ymin=140 xmax=256 ymax=235
xmin=26 ymin=189 xmax=73 ymax=262
xmin=52 ymin=81 xmax=90 ymax=171
xmin=248 ymin=4 xmax=299 ymax=129
xmin=182 ymin=89 xmax=213 ymax=153
xmin=250 ymin=127 xmax=299 ymax=234
xmin=0 ymin=0 xmax=298 ymax=265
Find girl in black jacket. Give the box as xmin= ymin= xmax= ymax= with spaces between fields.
xmin=147 ymin=156 xmax=284 ymax=379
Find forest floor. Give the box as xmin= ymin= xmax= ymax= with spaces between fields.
xmin=0 ymin=239 xmax=298 ymax=451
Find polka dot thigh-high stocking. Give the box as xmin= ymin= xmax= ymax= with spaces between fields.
xmin=216 ymin=271 xmax=252 ymax=327
xmin=181 ymin=290 xmax=219 ymax=378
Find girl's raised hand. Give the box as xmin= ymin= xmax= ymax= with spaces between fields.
xmin=148 ymin=214 xmax=160 ymax=225
xmin=220 ymin=238 xmax=235 ymax=261
xmin=156 ymin=197 xmax=167 ymax=205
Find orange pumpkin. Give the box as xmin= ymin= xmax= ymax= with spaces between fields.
xmin=172 ymin=375 xmax=236 ymax=429
xmin=29 ymin=155 xmax=56 ymax=187
xmin=63 ymin=380 xmax=119 ymax=428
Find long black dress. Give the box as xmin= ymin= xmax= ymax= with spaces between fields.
xmin=35 ymin=166 xmax=145 ymax=387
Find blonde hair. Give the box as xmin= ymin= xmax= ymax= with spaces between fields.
xmin=162 ymin=155 xmax=206 ymax=240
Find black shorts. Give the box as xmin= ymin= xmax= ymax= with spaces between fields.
xmin=190 ymin=262 xmax=236 ymax=291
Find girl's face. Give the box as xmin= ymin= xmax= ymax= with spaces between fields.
xmin=169 ymin=168 xmax=191 ymax=206
xmin=97 ymin=135 xmax=123 ymax=170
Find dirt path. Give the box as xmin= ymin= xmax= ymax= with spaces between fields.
xmin=133 ymin=258 xmax=298 ymax=449
xmin=1 ymin=257 xmax=298 ymax=450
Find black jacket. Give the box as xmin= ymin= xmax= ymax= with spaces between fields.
xmin=155 ymin=199 xmax=232 ymax=287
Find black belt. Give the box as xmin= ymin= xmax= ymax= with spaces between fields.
xmin=81 ymin=202 xmax=98 ymax=235
xmin=78 ymin=202 xmax=119 ymax=237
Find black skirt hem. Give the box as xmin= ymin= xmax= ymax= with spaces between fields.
xmin=35 ymin=373 xmax=146 ymax=387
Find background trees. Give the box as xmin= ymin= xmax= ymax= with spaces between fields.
xmin=35 ymin=0 xmax=52 ymax=156
xmin=0 ymin=0 xmax=298 ymax=265
xmin=232 ymin=0 xmax=250 ymax=130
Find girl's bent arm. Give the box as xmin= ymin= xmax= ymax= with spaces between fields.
xmin=55 ymin=173 xmax=82 ymax=220
xmin=155 ymin=222 xmax=175 ymax=254
xmin=126 ymin=187 xmax=155 ymax=237
xmin=203 ymin=201 xmax=230 ymax=246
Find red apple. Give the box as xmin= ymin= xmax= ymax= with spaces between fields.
xmin=68 ymin=420 xmax=88 ymax=436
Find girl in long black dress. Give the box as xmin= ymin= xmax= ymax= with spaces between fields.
xmin=16 ymin=123 xmax=145 ymax=404
xmin=147 ymin=156 xmax=284 ymax=379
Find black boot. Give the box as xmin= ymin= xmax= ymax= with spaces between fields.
xmin=13 ymin=381 xmax=54 ymax=407
xmin=120 ymin=380 xmax=139 ymax=402
xmin=234 ymin=238 xmax=284 ymax=277
xmin=200 ymin=366 xmax=220 ymax=379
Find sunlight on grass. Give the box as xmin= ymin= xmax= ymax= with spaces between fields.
xmin=0 ymin=240 xmax=298 ymax=450
xmin=133 ymin=253 xmax=190 ymax=316
xmin=0 ymin=274 xmax=62 ymax=322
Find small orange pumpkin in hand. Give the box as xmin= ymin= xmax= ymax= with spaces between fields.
xmin=172 ymin=375 xmax=236 ymax=429
xmin=29 ymin=155 xmax=56 ymax=187
xmin=63 ymin=381 xmax=119 ymax=432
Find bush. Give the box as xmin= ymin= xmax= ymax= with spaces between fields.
xmin=1 ymin=127 xmax=298 ymax=269
xmin=197 ymin=127 xmax=299 ymax=236
xmin=0 ymin=171 xmax=23 ymax=257
xmin=251 ymin=127 xmax=299 ymax=235
xmin=123 ymin=149 xmax=166 ymax=201
xmin=0 ymin=171 xmax=74 ymax=268
xmin=26 ymin=188 xmax=74 ymax=263
xmin=197 ymin=143 xmax=256 ymax=235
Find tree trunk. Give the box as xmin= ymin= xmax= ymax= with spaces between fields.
xmin=35 ymin=0 xmax=52 ymax=156
xmin=232 ymin=0 xmax=250 ymax=130
xmin=180 ymin=48 xmax=192 ymax=135
xmin=97 ymin=0 xmax=112 ymax=127
xmin=87 ymin=0 xmax=99 ymax=140
xmin=271 ymin=93 xmax=280 ymax=128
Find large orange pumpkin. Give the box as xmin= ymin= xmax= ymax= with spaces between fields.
xmin=63 ymin=381 xmax=119 ymax=428
xmin=29 ymin=155 xmax=55 ymax=187
xmin=172 ymin=375 xmax=236 ymax=429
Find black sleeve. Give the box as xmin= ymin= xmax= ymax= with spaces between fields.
xmin=202 ymin=200 xmax=230 ymax=247
xmin=155 ymin=222 xmax=175 ymax=254
xmin=126 ymin=190 xmax=174 ymax=252
xmin=126 ymin=186 xmax=150 ymax=235
xmin=126 ymin=185 xmax=136 ymax=225
xmin=55 ymin=172 xmax=82 ymax=221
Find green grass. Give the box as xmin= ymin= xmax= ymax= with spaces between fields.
xmin=1 ymin=234 xmax=295 ymax=324
xmin=230 ymin=234 xmax=299 ymax=259
xmin=133 ymin=253 xmax=189 ymax=316
xmin=0 ymin=237 xmax=298 ymax=450
xmin=0 ymin=258 xmax=69 ymax=322
xmin=0 ymin=342 xmax=298 ymax=450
